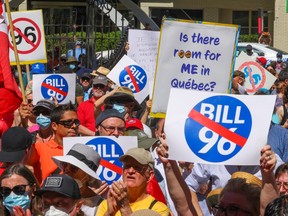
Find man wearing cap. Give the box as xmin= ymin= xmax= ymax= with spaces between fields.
xmin=80 ymin=73 xmax=92 ymax=101
xmin=0 ymin=127 xmax=33 ymax=175
xmin=96 ymin=147 xmax=170 ymax=216
xmin=95 ymin=109 xmax=126 ymax=137
xmin=68 ymin=40 xmax=86 ymax=61
xmin=245 ymin=44 xmax=258 ymax=57
xmin=77 ymin=76 xmax=119 ymax=133
xmin=35 ymin=174 xmax=83 ymax=216
xmin=232 ymin=70 xmax=246 ymax=94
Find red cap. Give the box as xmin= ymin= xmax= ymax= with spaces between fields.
xmin=256 ymin=57 xmax=267 ymax=66
xmin=126 ymin=118 xmax=143 ymax=130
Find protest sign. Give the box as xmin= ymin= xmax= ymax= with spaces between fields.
xmin=235 ymin=52 xmax=276 ymax=94
xmin=8 ymin=10 xmax=47 ymax=65
xmin=165 ymin=88 xmax=276 ymax=165
xmin=108 ymin=55 xmax=151 ymax=103
xmin=32 ymin=73 xmax=76 ymax=104
xmin=63 ymin=136 xmax=137 ymax=185
xmin=151 ymin=18 xmax=239 ymax=118
xmin=127 ymin=29 xmax=160 ymax=79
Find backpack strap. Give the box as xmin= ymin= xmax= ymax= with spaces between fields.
xmin=148 ymin=199 xmax=158 ymax=210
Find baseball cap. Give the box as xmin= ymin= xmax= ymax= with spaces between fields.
xmin=93 ymin=75 xmax=108 ymax=86
xmin=31 ymin=63 xmax=45 ymax=74
xmin=0 ymin=127 xmax=33 ymax=162
xmin=256 ymin=57 xmax=267 ymax=66
xmin=126 ymin=118 xmax=143 ymax=130
xmin=120 ymin=147 xmax=154 ymax=169
xmin=126 ymin=129 xmax=158 ymax=150
xmin=96 ymin=109 xmax=125 ymax=127
xmin=35 ymin=174 xmax=81 ymax=199
xmin=33 ymin=100 xmax=56 ymax=112
xmin=81 ymin=73 xmax=91 ymax=80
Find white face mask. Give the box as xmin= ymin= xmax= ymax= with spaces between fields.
xmin=44 ymin=206 xmax=69 ymax=216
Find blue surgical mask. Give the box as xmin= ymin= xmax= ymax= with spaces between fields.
xmin=36 ymin=114 xmax=51 ymax=130
xmin=3 ymin=192 xmax=31 ymax=213
xmin=113 ymin=104 xmax=126 ymax=113
xmin=69 ymin=64 xmax=76 ymax=70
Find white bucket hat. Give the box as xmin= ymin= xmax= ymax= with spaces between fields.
xmin=52 ymin=143 xmax=101 ymax=180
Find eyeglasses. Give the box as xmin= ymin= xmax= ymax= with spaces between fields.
xmin=82 ymin=78 xmax=90 ymax=82
xmin=276 ymin=181 xmax=288 ymax=189
xmin=0 ymin=184 xmax=30 ymax=197
xmin=100 ymin=124 xmax=126 ymax=134
xmin=93 ymin=84 xmax=105 ymax=89
xmin=123 ymin=163 xmax=148 ymax=173
xmin=212 ymin=204 xmax=251 ymax=216
xmin=33 ymin=109 xmax=51 ymax=117
xmin=58 ymin=119 xmax=80 ymax=128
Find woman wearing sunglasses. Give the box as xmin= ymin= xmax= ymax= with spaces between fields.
xmin=0 ymin=164 xmax=41 ymax=216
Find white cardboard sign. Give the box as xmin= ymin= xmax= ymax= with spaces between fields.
xmin=235 ymin=52 xmax=276 ymax=94
xmin=8 ymin=10 xmax=47 ymax=65
xmin=165 ymin=88 xmax=276 ymax=165
xmin=63 ymin=136 xmax=137 ymax=185
xmin=108 ymin=55 xmax=151 ymax=104
xmin=32 ymin=73 xmax=76 ymax=105
xmin=151 ymin=18 xmax=239 ymax=118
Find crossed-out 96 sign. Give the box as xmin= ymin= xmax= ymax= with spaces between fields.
xmin=119 ymin=65 xmax=147 ymax=93
xmin=184 ymin=96 xmax=252 ymax=162
xmin=41 ymin=75 xmax=68 ymax=103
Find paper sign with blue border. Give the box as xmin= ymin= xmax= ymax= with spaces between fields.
xmin=165 ymin=88 xmax=276 ymax=165
xmin=235 ymin=52 xmax=276 ymax=94
xmin=63 ymin=136 xmax=137 ymax=185
xmin=127 ymin=29 xmax=160 ymax=83
xmin=8 ymin=10 xmax=47 ymax=65
xmin=32 ymin=73 xmax=76 ymax=105
xmin=108 ymin=55 xmax=150 ymax=104
xmin=151 ymin=18 xmax=240 ymax=118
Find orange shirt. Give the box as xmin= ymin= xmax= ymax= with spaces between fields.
xmin=25 ymin=139 xmax=63 ymax=184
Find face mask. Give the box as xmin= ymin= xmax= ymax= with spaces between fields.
xmin=277 ymin=58 xmax=282 ymax=63
xmin=113 ymin=104 xmax=126 ymax=113
xmin=3 ymin=192 xmax=31 ymax=213
xmin=36 ymin=114 xmax=51 ymax=130
xmin=44 ymin=206 xmax=69 ymax=216
xmin=69 ymin=64 xmax=76 ymax=70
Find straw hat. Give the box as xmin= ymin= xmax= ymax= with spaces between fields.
xmin=231 ymin=171 xmax=262 ymax=187
xmin=206 ymin=188 xmax=222 ymax=209
xmin=90 ymin=66 xmax=110 ymax=77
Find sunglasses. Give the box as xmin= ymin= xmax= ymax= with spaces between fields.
xmin=60 ymin=162 xmax=79 ymax=173
xmin=33 ymin=109 xmax=51 ymax=117
xmin=58 ymin=119 xmax=80 ymax=128
xmin=0 ymin=184 xmax=30 ymax=197
xmin=93 ymin=84 xmax=105 ymax=89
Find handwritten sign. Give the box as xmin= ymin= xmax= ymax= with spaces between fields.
xmin=63 ymin=136 xmax=137 ymax=185
xmin=165 ymin=88 xmax=276 ymax=165
xmin=235 ymin=52 xmax=276 ymax=94
xmin=151 ymin=18 xmax=239 ymax=118
xmin=127 ymin=29 xmax=160 ymax=80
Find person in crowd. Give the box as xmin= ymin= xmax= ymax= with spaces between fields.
xmin=0 ymin=127 xmax=33 ymax=175
xmin=0 ymin=164 xmax=41 ymax=216
xmin=31 ymin=99 xmax=56 ymax=144
xmin=275 ymin=163 xmax=288 ymax=196
xmin=68 ymin=40 xmax=86 ymax=62
xmin=264 ymin=195 xmax=288 ymax=216
xmin=34 ymin=174 xmax=84 ymax=216
xmin=80 ymin=73 xmax=92 ymax=102
xmin=52 ymin=143 xmax=108 ymax=216
xmin=95 ymin=108 xmax=126 ymax=137
xmin=245 ymin=44 xmax=258 ymax=57
xmin=258 ymin=32 xmax=272 ymax=46
xmin=257 ymin=57 xmax=267 ymax=68
xmin=156 ymin=137 xmax=278 ymax=216
xmin=96 ymin=147 xmax=170 ymax=216
xmin=231 ymin=70 xmax=246 ymax=94
xmin=266 ymin=62 xmax=278 ymax=77
xmin=24 ymin=102 xmax=80 ymax=183
xmin=276 ymin=52 xmax=286 ymax=74
xmin=77 ymin=75 xmax=119 ymax=133
xmin=104 ymin=87 xmax=142 ymax=121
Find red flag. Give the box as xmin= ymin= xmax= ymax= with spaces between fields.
xmin=0 ymin=2 xmax=22 ymax=127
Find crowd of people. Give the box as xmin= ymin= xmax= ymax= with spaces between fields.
xmin=1 ymin=31 xmax=288 ymax=216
